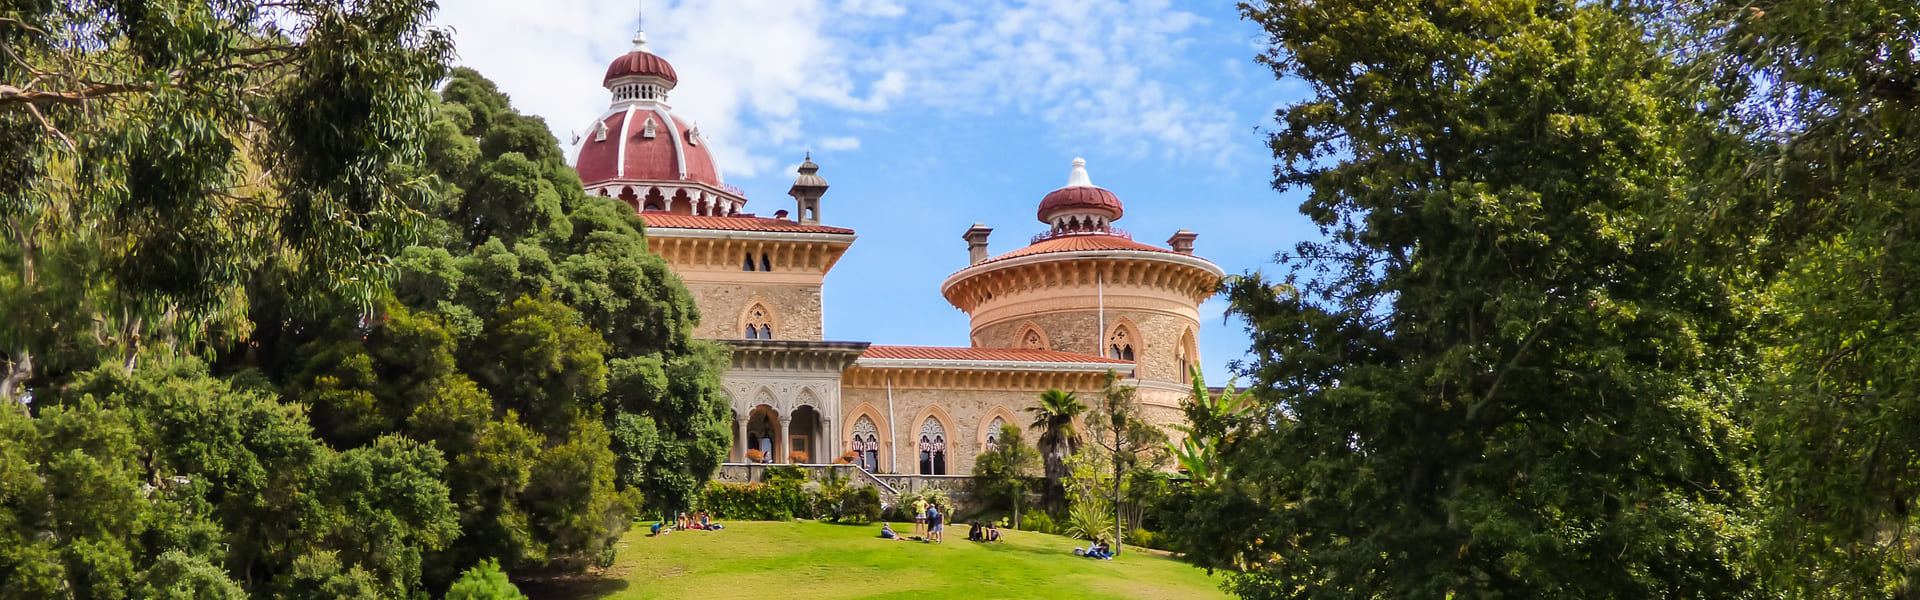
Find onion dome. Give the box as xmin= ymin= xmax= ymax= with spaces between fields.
xmin=572 ymin=27 xmax=743 ymax=216
xmin=603 ymin=32 xmax=678 ymax=87
xmin=1036 ymin=158 xmax=1123 ymax=224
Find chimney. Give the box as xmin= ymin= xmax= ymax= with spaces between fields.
xmin=1167 ymin=229 xmax=1197 ymax=255
xmin=774 ymin=209 xmax=789 ymax=220
xmin=963 ymin=224 xmax=994 ymax=265
xmin=787 ymin=153 xmax=828 ymax=225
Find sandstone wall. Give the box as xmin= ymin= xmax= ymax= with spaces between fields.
xmin=974 ymin=308 xmax=1200 ymax=384
xmin=687 ymin=282 xmax=823 ymax=341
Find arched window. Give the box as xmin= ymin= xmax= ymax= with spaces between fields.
xmin=641 ymin=117 xmax=657 ymax=139
xmin=983 ymin=417 xmax=1007 ymax=453
xmin=852 ymin=417 xmax=880 ymax=471
xmin=743 ymin=304 xmax=774 ymax=340
xmin=742 ymin=253 xmax=756 ymax=271
xmin=918 ymin=418 xmax=948 ymax=475
xmin=761 ymin=253 xmax=772 ymax=272
xmin=1177 ymin=329 xmax=1198 ymax=382
xmin=1108 ymin=325 xmax=1136 ymax=362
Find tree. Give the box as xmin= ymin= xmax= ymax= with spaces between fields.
xmin=1671 ymin=1 xmax=1920 ymax=596
xmin=1 ymin=0 xmax=451 ymax=400
xmin=1080 ymin=371 xmax=1166 ymax=556
xmin=1026 ymin=388 xmax=1087 ymax=510
xmin=442 ymin=559 xmax=527 ymax=600
xmin=1203 ymin=1 xmax=1760 ymax=598
xmin=972 ymin=423 xmax=1040 ymax=527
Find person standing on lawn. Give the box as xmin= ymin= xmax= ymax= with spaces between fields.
xmin=927 ymin=505 xmax=944 ymax=544
xmin=912 ymin=497 xmax=928 ymax=536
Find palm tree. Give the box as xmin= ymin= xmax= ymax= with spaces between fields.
xmin=1027 ymin=388 xmax=1087 ymax=510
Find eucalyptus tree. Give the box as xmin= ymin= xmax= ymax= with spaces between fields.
xmin=0 ymin=0 xmax=451 ymax=399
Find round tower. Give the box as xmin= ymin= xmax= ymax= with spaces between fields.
xmin=572 ymin=28 xmax=745 ymax=216
xmin=940 ymin=159 xmax=1223 ymax=411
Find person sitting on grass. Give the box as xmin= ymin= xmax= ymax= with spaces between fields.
xmin=699 ymin=512 xmax=722 ymax=531
xmin=967 ymin=522 xmax=983 ymax=542
xmin=985 ymin=522 xmax=1002 ymax=542
xmin=880 ymin=522 xmax=910 ymax=541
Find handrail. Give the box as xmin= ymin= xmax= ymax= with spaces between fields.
xmin=1030 ymin=227 xmax=1132 ymax=245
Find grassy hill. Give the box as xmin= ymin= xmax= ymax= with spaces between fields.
xmin=522 ymin=520 xmax=1230 ymax=600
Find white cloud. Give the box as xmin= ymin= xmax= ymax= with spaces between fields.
xmin=815 ymin=136 xmax=862 ymax=151
xmin=431 ymin=0 xmax=1238 ymax=177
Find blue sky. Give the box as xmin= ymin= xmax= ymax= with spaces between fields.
xmin=433 ymin=0 xmax=1320 ymax=383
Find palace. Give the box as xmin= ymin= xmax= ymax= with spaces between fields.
xmin=570 ymin=29 xmax=1224 ymax=477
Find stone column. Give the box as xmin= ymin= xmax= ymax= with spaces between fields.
xmin=821 ymin=416 xmax=836 ymax=464
xmin=733 ymin=416 xmax=747 ymax=463
xmin=778 ymin=416 xmax=791 ymax=464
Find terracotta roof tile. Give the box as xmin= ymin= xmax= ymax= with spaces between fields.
xmin=981 ymin=234 xmax=1175 ymax=264
xmin=861 ymin=345 xmax=1132 ymax=365
xmin=640 ymin=214 xmax=854 ymax=234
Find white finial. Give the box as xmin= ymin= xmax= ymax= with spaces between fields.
xmin=1067 ymin=157 xmax=1092 ymax=187
xmin=632 ymin=0 xmax=648 ymax=51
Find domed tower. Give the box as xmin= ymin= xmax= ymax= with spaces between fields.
xmin=572 ymin=28 xmax=743 ymax=215
xmin=941 ymin=159 xmax=1223 ymax=414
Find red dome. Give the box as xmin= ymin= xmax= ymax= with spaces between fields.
xmin=603 ymin=51 xmax=678 ymax=86
xmin=1036 ymin=186 xmax=1123 ymax=222
xmin=573 ymin=107 xmax=721 ymax=187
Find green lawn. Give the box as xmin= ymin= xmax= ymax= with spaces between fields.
xmin=522 ymin=520 xmax=1229 ymax=600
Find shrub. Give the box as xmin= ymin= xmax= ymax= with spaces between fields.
xmin=443 ymin=559 xmax=527 ymax=600
xmin=700 ymin=481 xmax=805 ymax=521
xmin=789 ymin=450 xmax=809 ymax=464
xmin=895 ymin=488 xmax=954 ymax=520
xmin=1065 ymin=501 xmax=1115 ymax=544
xmin=764 ymin=464 xmax=806 ymax=485
xmin=1127 ymin=529 xmax=1177 ymax=552
xmin=1018 ymin=511 xmax=1056 ymax=534
xmin=836 ymin=486 xmax=883 ymax=524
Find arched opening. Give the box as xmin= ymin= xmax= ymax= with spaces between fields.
xmin=918 ymin=417 xmax=948 ymax=475
xmin=983 ymin=416 xmax=1008 ymax=453
xmin=745 ymin=405 xmax=780 ymax=464
xmin=742 ymin=253 xmax=756 ymax=271
xmin=1177 ymin=328 xmax=1198 ymax=382
xmin=742 ymin=304 xmax=774 ymax=340
xmin=1018 ymin=324 xmax=1048 ymax=350
xmin=851 ymin=416 xmax=881 ymax=472
xmin=1108 ymin=324 xmax=1137 ymax=362
xmin=789 ymin=405 xmax=822 ymax=464
xmin=669 ymin=190 xmax=694 ymax=215
xmin=760 ymin=253 xmax=772 ymax=272
xmin=641 ymin=188 xmax=666 ymax=212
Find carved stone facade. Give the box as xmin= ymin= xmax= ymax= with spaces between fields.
xmin=570 ymin=28 xmax=1223 ymax=477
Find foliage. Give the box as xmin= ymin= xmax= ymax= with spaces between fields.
xmin=700 ymin=482 xmax=805 ymax=521
xmin=836 ymin=486 xmax=884 ymax=525
xmin=1695 ymin=0 xmax=1920 ymax=596
xmin=1166 ymin=366 xmax=1251 ymax=488
xmin=1079 ymin=372 xmax=1165 ymax=553
xmin=1026 ymin=388 xmax=1088 ymax=509
xmin=442 ymin=559 xmax=528 ymax=600
xmin=0 ymin=356 xmax=460 ymax=599
xmin=1201 ymin=0 xmax=1762 ymax=598
xmin=1017 ymin=512 xmax=1058 ymax=535
xmin=0 ymin=0 xmax=451 ymax=401
xmin=896 ymin=488 xmax=956 ymax=522
xmin=1065 ymin=501 xmax=1115 ymax=545
xmin=789 ymin=450 xmax=810 ymax=464
xmin=972 ymin=423 xmax=1042 ymax=527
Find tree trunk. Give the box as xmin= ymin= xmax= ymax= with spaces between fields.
xmin=2 ymin=348 xmax=31 ymax=407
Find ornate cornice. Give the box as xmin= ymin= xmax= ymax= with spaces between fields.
xmin=723 ymin=339 xmax=870 ymax=372
xmin=940 ymin=250 xmax=1224 ymax=314
xmin=647 ymin=234 xmax=854 ymax=276
xmin=842 ymin=364 xmax=1120 ymax=392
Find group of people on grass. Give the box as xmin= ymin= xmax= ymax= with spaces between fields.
xmin=880 ymin=497 xmax=949 ymax=543
xmin=1074 ymin=541 xmax=1114 ymax=560
xmin=650 ymin=511 xmax=724 ymax=536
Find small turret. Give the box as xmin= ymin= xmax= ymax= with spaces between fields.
xmin=788 ymin=153 xmax=828 ymax=224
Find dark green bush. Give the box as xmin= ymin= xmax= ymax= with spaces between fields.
xmin=1017 ymin=511 xmax=1057 ymax=534
xmin=836 ymin=486 xmax=882 ymax=524
xmin=700 ymin=481 xmax=805 ymax=521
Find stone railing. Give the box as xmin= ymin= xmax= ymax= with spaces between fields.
xmin=713 ymin=463 xmax=977 ymax=505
